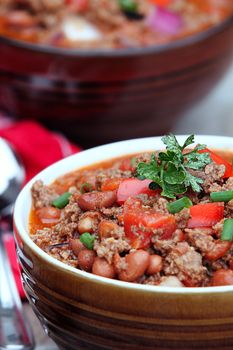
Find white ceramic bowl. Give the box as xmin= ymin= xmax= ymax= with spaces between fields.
xmin=14 ymin=135 xmax=233 ymax=350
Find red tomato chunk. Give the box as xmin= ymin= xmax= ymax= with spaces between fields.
xmin=187 ymin=203 xmax=224 ymax=228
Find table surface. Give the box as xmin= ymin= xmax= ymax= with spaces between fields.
xmin=23 ymin=64 xmax=233 ymax=350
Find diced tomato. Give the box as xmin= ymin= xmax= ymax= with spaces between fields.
xmin=117 ymin=178 xmax=158 ymax=204
xmin=123 ymin=198 xmax=176 ymax=249
xmin=191 ymin=0 xmax=213 ymax=13
xmin=187 ymin=203 xmax=224 ymax=228
xmin=65 ymin=0 xmax=89 ymax=12
xmin=199 ymin=148 xmax=233 ymax=178
xmin=119 ymin=158 xmax=133 ymax=171
xmin=149 ymin=0 xmax=171 ymax=6
xmin=101 ymin=178 xmax=126 ymax=192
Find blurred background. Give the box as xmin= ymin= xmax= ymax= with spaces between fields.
xmin=0 ymin=1 xmax=233 ymax=349
xmin=23 ymin=60 xmax=233 ymax=350
xmin=173 ymin=63 xmax=233 ymax=136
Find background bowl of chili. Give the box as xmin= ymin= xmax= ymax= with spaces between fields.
xmin=0 ymin=7 xmax=233 ymax=147
xmin=14 ymin=135 xmax=233 ymax=350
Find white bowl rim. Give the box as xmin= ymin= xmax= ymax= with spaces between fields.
xmin=14 ymin=134 xmax=233 ymax=295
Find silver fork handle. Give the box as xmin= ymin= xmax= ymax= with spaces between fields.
xmin=0 ymin=228 xmax=34 ymax=350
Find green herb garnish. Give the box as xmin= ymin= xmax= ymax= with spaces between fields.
xmin=80 ymin=232 xmax=95 ymax=250
xmin=80 ymin=182 xmax=93 ymax=194
xmin=136 ymin=134 xmax=211 ymax=198
xmin=118 ymin=0 xmax=138 ymax=14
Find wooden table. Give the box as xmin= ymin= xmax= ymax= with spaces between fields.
xmin=23 ymin=64 xmax=233 ymax=350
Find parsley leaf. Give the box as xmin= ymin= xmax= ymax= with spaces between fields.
xmin=184 ymin=150 xmax=211 ymax=170
xmin=136 ymin=134 xmax=211 ymax=198
xmin=137 ymin=154 xmax=160 ymax=181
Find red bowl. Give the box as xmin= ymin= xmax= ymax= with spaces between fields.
xmin=0 ymin=16 xmax=233 ymax=147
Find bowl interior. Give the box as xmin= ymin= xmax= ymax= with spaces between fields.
xmin=14 ymin=135 xmax=233 ymax=294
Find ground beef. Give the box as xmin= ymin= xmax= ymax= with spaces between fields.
xmin=225 ymin=199 xmax=233 ymax=217
xmin=213 ymin=220 xmax=224 ymax=238
xmin=63 ymin=201 xmax=82 ymax=223
xmin=31 ymin=180 xmax=58 ymax=209
xmin=185 ymin=228 xmax=215 ymax=255
xmin=94 ymin=236 xmax=130 ymax=264
xmin=175 ymin=208 xmax=190 ymax=229
xmin=222 ymin=177 xmax=233 ymax=190
xmin=49 ymin=246 xmax=78 ymax=267
xmin=141 ymin=274 xmax=161 ymax=285
xmin=50 ymin=201 xmax=82 ymax=238
xmin=134 ymin=153 xmax=153 ymax=167
xmin=136 ymin=193 xmax=160 ymax=207
xmin=202 ymin=163 xmax=225 ymax=193
xmin=100 ymin=206 xmax=123 ymax=220
xmin=24 ymin=0 xmax=65 ymax=12
xmin=95 ymin=168 xmax=132 ymax=188
xmin=32 ymin=227 xmax=56 ymax=249
xmin=153 ymin=197 xmax=169 ymax=215
xmin=152 ymin=229 xmax=184 ymax=255
xmin=164 ymin=242 xmax=207 ymax=287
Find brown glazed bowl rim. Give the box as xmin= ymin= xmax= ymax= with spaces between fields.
xmin=0 ymin=13 xmax=233 ymax=58
xmin=14 ymin=135 xmax=233 ymax=295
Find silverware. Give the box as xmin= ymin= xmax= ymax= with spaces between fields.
xmin=0 ymin=137 xmax=34 ymax=349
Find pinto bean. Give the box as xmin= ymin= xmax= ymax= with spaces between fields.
xmin=78 ymin=249 xmax=96 ymax=272
xmin=78 ymin=191 xmax=116 ymax=211
xmin=5 ymin=11 xmax=37 ymax=28
xmin=147 ymin=255 xmax=163 ymax=275
xmin=159 ymin=276 xmax=184 ymax=287
xmin=92 ymin=257 xmax=116 ymax=279
xmin=118 ymin=250 xmax=150 ymax=282
xmin=211 ymin=269 xmax=233 ymax=286
xmin=98 ymin=220 xmax=119 ymax=239
xmin=36 ymin=206 xmax=61 ymax=225
xmin=70 ymin=238 xmax=85 ymax=257
xmin=78 ymin=212 xmax=100 ymax=234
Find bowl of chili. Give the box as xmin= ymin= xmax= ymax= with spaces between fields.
xmin=14 ymin=134 xmax=233 ymax=349
xmin=0 ymin=1 xmax=233 ymax=146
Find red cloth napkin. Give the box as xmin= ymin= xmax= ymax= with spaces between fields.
xmin=0 ymin=120 xmax=80 ymax=299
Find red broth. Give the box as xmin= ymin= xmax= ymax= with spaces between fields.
xmin=29 ymin=149 xmax=233 ymax=287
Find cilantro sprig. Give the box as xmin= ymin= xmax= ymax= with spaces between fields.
xmin=136 ymin=134 xmax=211 ymax=199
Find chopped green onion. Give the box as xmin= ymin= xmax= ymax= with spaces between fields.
xmin=167 ymin=197 xmax=193 ymax=214
xmin=221 ymin=219 xmax=233 ymax=241
xmin=80 ymin=182 xmax=93 ymax=194
xmin=52 ymin=192 xmax=71 ymax=209
xmin=210 ymin=190 xmax=233 ymax=203
xmin=118 ymin=0 xmax=138 ymax=14
xmin=149 ymin=182 xmax=161 ymax=190
xmin=80 ymin=232 xmax=95 ymax=250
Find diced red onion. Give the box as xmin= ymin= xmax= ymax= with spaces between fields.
xmin=146 ymin=6 xmax=183 ymax=35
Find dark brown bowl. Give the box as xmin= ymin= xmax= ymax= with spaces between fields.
xmin=13 ymin=136 xmax=233 ymax=350
xmin=0 ymin=16 xmax=233 ymax=147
